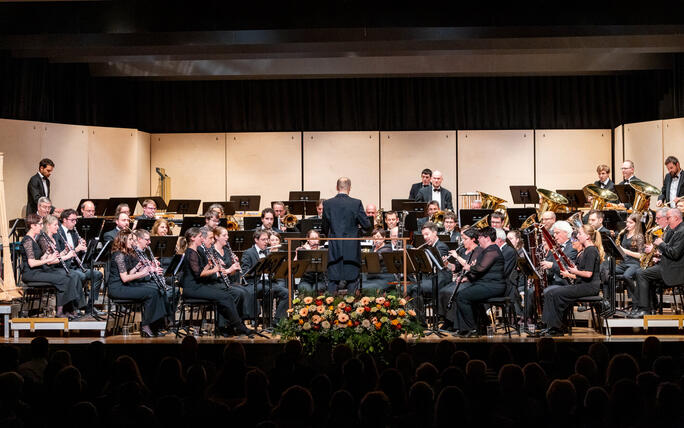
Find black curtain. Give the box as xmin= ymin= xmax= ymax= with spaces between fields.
xmin=1 ymin=55 xmax=681 ymax=133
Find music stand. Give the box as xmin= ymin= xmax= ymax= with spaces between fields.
xmin=242 ymin=257 xmax=269 ymax=331
xmin=105 ymin=197 xmax=139 ymax=216
xmin=392 ymin=199 xmax=413 ymax=211
xmin=403 ymin=212 xmax=418 ymax=233
xmin=283 ymin=200 xmax=306 ymax=217
xmin=241 ymin=217 xmax=260 ymax=231
xmin=101 ymin=220 xmax=117 ymax=236
xmin=381 ymin=251 xmax=414 ymax=295
xmin=137 ymin=196 xmax=168 ymax=211
xmin=601 ymin=234 xmax=623 ymax=323
xmin=507 ymin=208 xmax=538 ymax=229
xmin=407 ymin=247 xmax=447 ymax=337
xmin=289 ymin=191 xmax=320 ymax=201
xmin=81 ymin=236 xmax=105 ymax=320
xmin=459 ymin=209 xmax=493 ymax=227
xmin=167 ymin=199 xmax=201 ymax=216
xmin=556 ymin=190 xmax=587 ymax=209
xmin=230 ymin=195 xmax=261 ymax=212
xmin=165 ymin=252 xmax=185 ymax=329
xmin=75 ymin=217 xmax=105 ymax=243
xmin=201 ymin=201 xmax=237 ymax=216
xmin=602 ymin=210 xmax=623 ymax=232
xmin=300 ymin=218 xmax=323 ymax=234
xmin=516 ymin=247 xmax=542 ymax=327
xmin=614 ymin=184 xmax=633 ymax=205
xmin=260 ymin=252 xmax=289 ymax=330
xmin=360 ymin=252 xmax=382 ymax=293
xmin=77 ymin=199 xmax=108 ymax=216
xmin=229 ymin=231 xmax=255 ymax=252
xmin=134 ymin=219 xmax=156 ymax=231
xmin=178 ymin=216 xmax=206 ymax=235
xmin=297 ymin=250 xmax=328 ymax=295
xmin=509 ymin=185 xmax=539 ymax=207
xmin=149 ymin=236 xmax=179 ymax=260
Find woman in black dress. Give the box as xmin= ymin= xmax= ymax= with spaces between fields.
xmin=212 ymin=226 xmax=250 ymax=317
xmin=182 ymin=227 xmax=254 ymax=337
xmin=21 ymin=214 xmax=82 ymax=318
xmin=542 ymin=224 xmax=604 ymax=336
xmin=615 ymin=213 xmax=644 ymax=302
xmin=109 ymin=230 xmax=169 ymax=337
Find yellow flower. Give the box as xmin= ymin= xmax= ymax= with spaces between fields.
xmin=398 ymin=309 xmax=406 ymax=317
xmin=302 ymin=322 xmax=311 ymax=330
xmin=391 ymin=319 xmax=400 ymax=326
xmin=303 ymin=296 xmax=314 ymax=304
xmin=329 ymin=305 xmax=335 ymax=311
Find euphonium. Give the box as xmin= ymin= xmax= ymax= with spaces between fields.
xmin=567 ymin=212 xmax=584 ymax=231
xmin=630 ymin=179 xmax=661 ymax=213
xmin=477 ymin=191 xmax=509 ymax=228
xmin=583 ymin=184 xmax=619 ymax=211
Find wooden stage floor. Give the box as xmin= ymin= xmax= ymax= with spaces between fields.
xmin=3 ymin=326 xmax=684 ymax=345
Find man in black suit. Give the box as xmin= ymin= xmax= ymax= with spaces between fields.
xmin=26 ymin=158 xmax=54 ymax=216
xmin=495 ymin=228 xmax=517 ymax=279
xmin=416 ymin=201 xmax=440 ymax=232
xmin=56 ymin=209 xmax=104 ymax=316
xmin=322 ymin=177 xmax=372 ymax=294
xmin=306 ymin=199 xmax=325 ymax=219
xmin=103 ymin=212 xmax=130 ymax=243
xmin=409 ymin=168 xmax=432 ymax=200
xmin=407 ymin=221 xmax=451 ymax=325
xmin=587 ymin=210 xmax=612 ymax=235
xmin=618 ymin=160 xmax=639 ymax=209
xmin=273 ymin=201 xmax=299 ymax=232
xmin=240 ymin=229 xmax=289 ymax=321
xmin=631 ymin=209 xmax=684 ymax=318
xmin=594 ymin=164 xmax=616 ymax=191
xmin=415 ymin=170 xmax=453 ymax=211
xmin=657 ymin=156 xmax=684 ymax=208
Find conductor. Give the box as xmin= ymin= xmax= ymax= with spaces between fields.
xmin=322 ymin=177 xmax=372 ymax=294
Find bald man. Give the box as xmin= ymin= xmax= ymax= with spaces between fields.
xmin=415 ymin=170 xmax=453 ymax=210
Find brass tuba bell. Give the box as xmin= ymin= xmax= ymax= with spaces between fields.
xmin=629 ymin=179 xmax=661 ymax=213
xmin=519 ymin=213 xmax=537 ymax=230
xmin=430 ymin=210 xmax=446 ymax=228
xmin=225 ymin=215 xmax=239 ymax=231
xmin=537 ymin=189 xmax=570 ymax=214
xmin=478 ymin=191 xmax=509 ymax=228
xmin=582 ymin=184 xmax=619 ymax=211
xmin=472 ymin=215 xmax=490 ymax=229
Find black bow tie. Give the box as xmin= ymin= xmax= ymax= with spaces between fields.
xmin=433 ymin=188 xmax=441 ymax=192
xmin=259 ymin=250 xmax=266 ymax=255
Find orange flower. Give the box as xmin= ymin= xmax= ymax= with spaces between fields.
xmin=299 ymin=308 xmax=308 ymax=317
xmin=298 ymin=319 xmax=304 ymax=325
xmin=374 ymin=322 xmax=382 ymax=330
xmin=347 ymin=321 xmax=353 ymax=327
xmin=391 ymin=319 xmax=400 ymax=326
xmin=398 ymin=309 xmax=406 ymax=317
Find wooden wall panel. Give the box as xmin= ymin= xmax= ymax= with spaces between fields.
xmin=458 ymin=130 xmax=533 ymax=208
xmin=663 ymin=118 xmax=684 ymax=171
xmin=88 ymin=127 xmax=141 ymax=207
xmin=380 ymin=131 xmax=455 ymax=210
xmin=303 ymin=132 xmax=379 ymax=208
xmin=614 ymin=125 xmax=623 ymax=183
xmin=624 ymin=120 xmax=664 ymax=193
xmin=0 ymin=119 xmax=43 ymax=217
xmin=40 ymin=123 xmax=89 ymax=211
xmin=135 ymin=131 xmax=151 ymax=198
xmin=226 ymin=132 xmax=301 ymax=211
xmin=150 ymin=133 xmax=225 ymax=212
xmin=536 ymin=129 xmax=611 ymax=192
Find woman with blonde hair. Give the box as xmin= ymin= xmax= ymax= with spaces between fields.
xmin=541 ymin=224 xmax=604 ymax=336
xmin=151 ymin=218 xmax=171 ymax=236
xmin=615 ymin=213 xmax=644 ymax=301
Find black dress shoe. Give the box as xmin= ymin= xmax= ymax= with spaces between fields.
xmin=234 ymin=325 xmax=256 ymax=337
xmin=140 ymin=330 xmax=156 ymax=338
xmin=628 ymin=310 xmax=647 ymax=319
xmin=544 ymin=327 xmax=565 ymax=337
xmin=459 ymin=329 xmax=479 ymax=338
xmin=440 ymin=320 xmax=454 ymax=331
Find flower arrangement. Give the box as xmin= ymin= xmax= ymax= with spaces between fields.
xmin=275 ymin=293 xmax=423 ymax=354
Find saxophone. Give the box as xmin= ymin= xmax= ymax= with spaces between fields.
xmin=640 ymin=226 xmax=664 ymax=268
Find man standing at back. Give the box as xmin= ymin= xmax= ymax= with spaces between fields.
xmin=27 ymin=158 xmax=55 ymax=216
xmin=322 ymin=177 xmax=371 ymax=294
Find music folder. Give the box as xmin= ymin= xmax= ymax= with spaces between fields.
xmin=506 ymin=207 xmax=538 ymax=229
xmin=149 ymin=236 xmax=179 ymax=259
xmin=228 ymin=230 xmax=255 ymax=252
xmin=134 ymin=219 xmax=156 ymax=231
xmin=136 ymin=196 xmax=168 ymax=211
xmin=289 ymin=191 xmax=320 ymax=201
xmin=613 ymin=184 xmax=632 ymax=204
xmin=509 ymin=185 xmax=539 ymax=205
xmin=556 ymin=189 xmax=587 ymax=209
xmin=105 ymin=197 xmax=139 ymax=216
xmin=76 ymin=199 xmax=108 ymax=216
xmin=458 ymin=209 xmax=493 ymax=227
xmin=201 ymin=201 xmax=237 ymax=216
xmin=300 ymin=218 xmax=323 ymax=234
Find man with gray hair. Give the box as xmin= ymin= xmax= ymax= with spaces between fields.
xmin=631 ymin=208 xmax=684 ymax=318
xmin=540 ymin=221 xmax=578 ymax=286
xmin=36 ymin=197 xmax=53 ymax=218
xmin=415 ymin=170 xmax=453 ymax=210
xmin=495 ymin=228 xmax=517 ymax=279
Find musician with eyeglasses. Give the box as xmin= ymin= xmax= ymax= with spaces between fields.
xmin=489 ymin=211 xmax=506 ymax=231
xmin=539 ymin=221 xmax=578 ymax=286
xmin=442 ymin=211 xmax=460 ymax=242
xmin=21 ymin=214 xmax=82 ymax=319
xmin=414 ymin=170 xmax=453 ymax=210
xmin=541 ymin=224 xmax=604 ymax=336
xmin=656 ymin=156 xmax=684 ymax=208
xmin=630 ymin=209 xmax=684 ymax=318
xmin=80 ymin=200 xmax=96 ymax=218
xmin=55 ymin=209 xmax=104 ymax=316
xmin=618 ymin=160 xmax=640 ymax=209
xmin=137 ymin=199 xmax=157 ymax=220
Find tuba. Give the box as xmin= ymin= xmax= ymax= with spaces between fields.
xmin=430 ymin=210 xmax=446 ymax=228
xmin=583 ymin=184 xmax=619 ymax=210
xmin=519 ymin=213 xmax=537 ymax=230
xmin=629 ymin=179 xmax=661 ymax=213
xmin=226 ymin=215 xmax=239 ymax=231
xmin=477 ymin=191 xmax=509 ymax=228
xmin=567 ymin=212 xmax=584 ymax=230
xmin=537 ymin=189 xmax=570 ymax=214
xmin=472 ymin=215 xmax=490 ymax=229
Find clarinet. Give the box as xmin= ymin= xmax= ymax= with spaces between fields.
xmin=205 ymin=244 xmax=232 ymax=290
xmin=133 ymin=247 xmax=166 ymax=295
xmin=39 ymin=231 xmax=70 ymax=275
xmin=447 ymin=247 xmax=472 ymax=310
xmin=63 ymin=231 xmax=87 ymax=273
xmin=224 ymin=241 xmax=248 ymax=285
